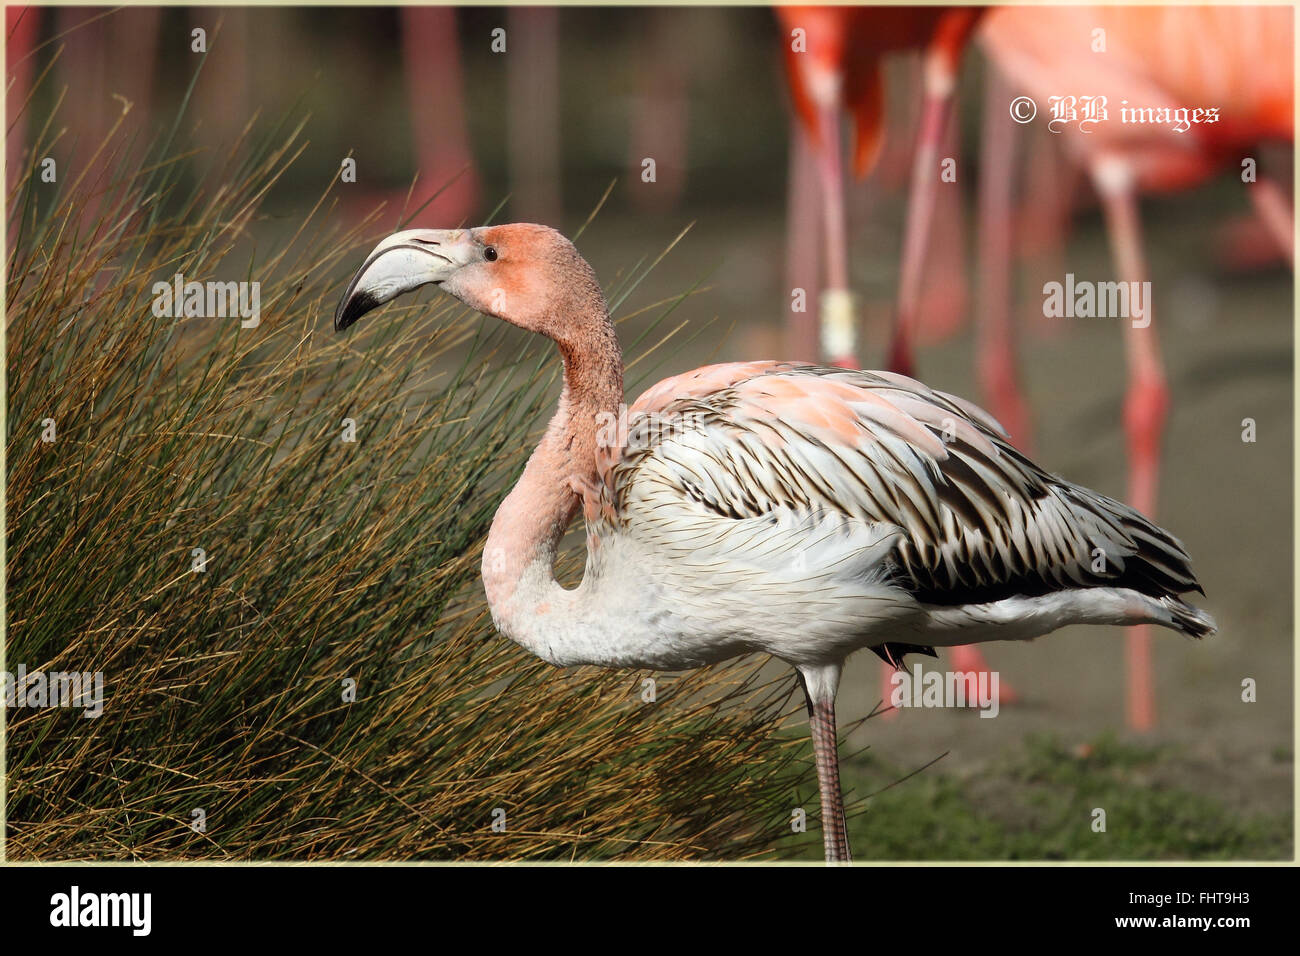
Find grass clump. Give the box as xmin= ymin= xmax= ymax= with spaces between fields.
xmin=4 ymin=83 xmax=812 ymax=860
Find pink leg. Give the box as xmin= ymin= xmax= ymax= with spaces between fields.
xmin=5 ymin=6 xmax=40 ymax=194
xmin=785 ymin=119 xmax=823 ymax=363
xmin=814 ymin=103 xmax=857 ymax=369
xmin=879 ymin=658 xmax=898 ymax=720
xmin=950 ymin=645 xmax=1019 ymax=705
xmin=913 ymin=115 xmax=968 ymax=346
xmin=813 ymin=101 xmax=915 ymax=710
xmin=1249 ymin=174 xmax=1294 ymax=267
xmin=809 ymin=697 xmax=849 ymax=861
xmin=975 ymin=62 xmax=1033 ymax=452
xmin=902 ymin=61 xmax=1024 ymax=705
xmin=1018 ymin=131 xmax=1079 ymax=340
xmin=54 ymin=8 xmax=157 ymax=227
xmin=1094 ymin=157 xmax=1167 ymax=732
xmin=886 ymin=57 xmax=957 ymax=378
xmin=800 ymin=665 xmax=850 ymax=863
xmin=401 ymin=7 xmax=479 ymax=224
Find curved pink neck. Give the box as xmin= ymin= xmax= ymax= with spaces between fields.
xmin=481 ymin=318 xmax=623 ymax=631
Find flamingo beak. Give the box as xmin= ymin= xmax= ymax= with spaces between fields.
xmin=334 ymin=228 xmax=478 ymax=331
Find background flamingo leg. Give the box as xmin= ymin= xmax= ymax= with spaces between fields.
xmin=975 ymin=62 xmax=1033 ymax=454
xmin=5 ymin=6 xmax=41 ymax=195
xmin=886 ymin=67 xmax=953 ymax=378
xmin=1249 ymin=174 xmax=1295 ymax=266
xmin=1094 ymin=156 xmax=1168 ymax=733
xmin=886 ymin=12 xmax=980 ymax=378
xmin=785 ymin=119 xmax=824 ymax=363
xmin=400 ymin=7 xmax=480 ymax=224
xmin=814 ymin=103 xmax=858 ymax=369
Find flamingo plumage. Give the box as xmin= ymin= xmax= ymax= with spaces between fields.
xmin=334 ymin=223 xmax=1214 ymax=862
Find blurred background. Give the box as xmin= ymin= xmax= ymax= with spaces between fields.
xmin=6 ymin=5 xmax=1293 ymax=858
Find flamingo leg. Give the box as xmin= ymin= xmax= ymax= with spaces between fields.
xmin=1249 ymin=174 xmax=1295 ymax=266
xmin=800 ymin=664 xmax=850 ymax=862
xmin=814 ymin=103 xmax=858 ymax=369
xmin=976 ymin=63 xmax=1033 ymax=453
xmin=1094 ymin=157 xmax=1167 ymax=732
xmin=899 ymin=64 xmax=1024 ymax=705
xmin=888 ymin=84 xmax=950 ymax=376
xmin=401 ymin=8 xmax=480 ymax=224
xmin=6 ymin=6 xmax=42 ymax=196
xmin=786 ymin=119 xmax=824 ymax=363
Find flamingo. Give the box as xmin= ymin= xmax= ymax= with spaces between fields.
xmin=333 ymin=223 xmax=1215 ymax=862
xmin=982 ymin=5 xmax=1293 ymax=729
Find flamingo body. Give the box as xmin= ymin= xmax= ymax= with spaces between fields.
xmin=534 ymin=362 xmax=1212 ymax=673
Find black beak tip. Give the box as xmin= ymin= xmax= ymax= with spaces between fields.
xmin=334 ymin=292 xmax=379 ymax=332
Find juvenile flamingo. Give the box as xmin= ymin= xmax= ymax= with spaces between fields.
xmin=982 ymin=5 xmax=1292 ymax=729
xmin=334 ymin=223 xmax=1215 ymax=862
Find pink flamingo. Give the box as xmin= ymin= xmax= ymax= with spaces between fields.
xmin=983 ymin=5 xmax=1293 ymax=730
xmin=334 ymin=223 xmax=1215 ymax=861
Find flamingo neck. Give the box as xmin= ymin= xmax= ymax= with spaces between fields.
xmin=481 ymin=316 xmax=623 ymax=664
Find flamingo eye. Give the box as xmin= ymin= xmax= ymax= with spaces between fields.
xmin=483 ymin=246 xmax=498 ymax=262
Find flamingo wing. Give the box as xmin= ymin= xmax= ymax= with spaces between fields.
xmin=610 ymin=365 xmax=1203 ymax=619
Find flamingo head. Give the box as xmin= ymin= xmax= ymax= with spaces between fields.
xmin=334 ymin=223 xmax=608 ymax=340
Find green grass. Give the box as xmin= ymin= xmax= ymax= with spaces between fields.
xmin=779 ymin=733 xmax=1292 ymax=861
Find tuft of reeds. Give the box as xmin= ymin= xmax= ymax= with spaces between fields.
xmin=4 ymin=81 xmax=819 ymax=860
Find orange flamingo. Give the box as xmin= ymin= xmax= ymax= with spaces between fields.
xmin=777 ymin=6 xmax=1016 ymax=710
xmin=983 ymin=5 xmax=1293 ymax=729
